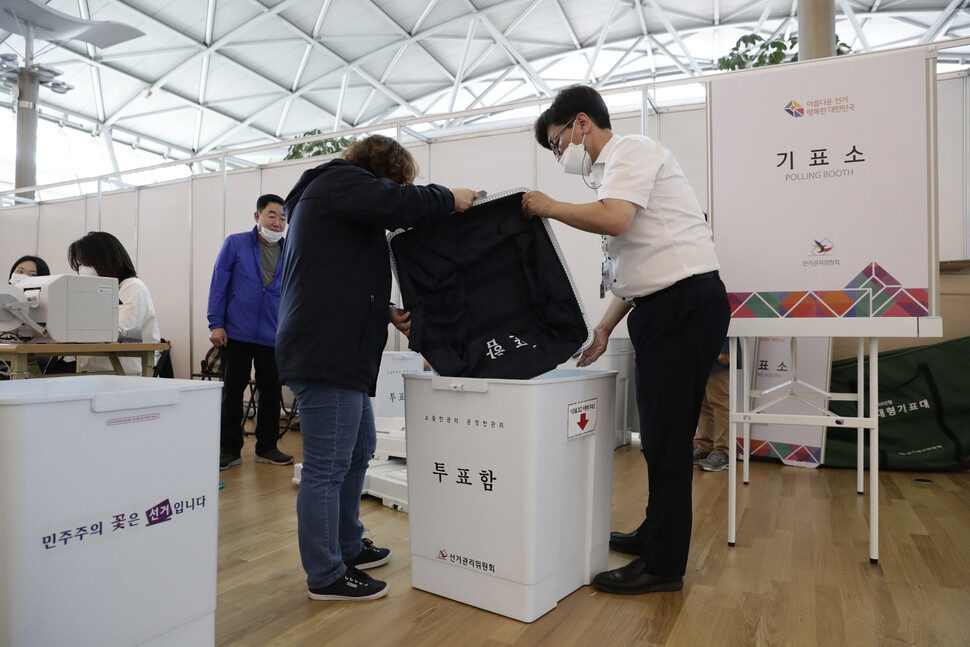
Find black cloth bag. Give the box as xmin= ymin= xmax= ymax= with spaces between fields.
xmin=388 ymin=189 xmax=590 ymax=379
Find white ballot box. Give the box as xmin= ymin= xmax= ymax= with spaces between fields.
xmin=559 ymin=338 xmax=638 ymax=448
xmin=0 ymin=376 xmax=222 ymax=647
xmin=370 ymin=351 xmax=425 ymax=418
xmin=405 ymin=369 xmax=616 ymax=622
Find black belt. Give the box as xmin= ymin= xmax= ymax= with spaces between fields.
xmin=632 ymin=270 xmax=719 ymax=307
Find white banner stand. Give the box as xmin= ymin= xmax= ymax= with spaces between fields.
xmin=728 ymin=334 xmax=880 ymax=562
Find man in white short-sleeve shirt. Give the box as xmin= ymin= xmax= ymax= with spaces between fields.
xmin=522 ymin=85 xmax=730 ymax=595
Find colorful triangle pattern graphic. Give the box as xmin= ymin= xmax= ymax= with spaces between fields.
xmin=728 ymin=262 xmax=928 ymax=318
xmin=735 ymin=439 xmax=822 ymax=464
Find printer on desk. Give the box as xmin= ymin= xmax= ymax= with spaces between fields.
xmin=0 ymin=274 xmax=119 ymax=343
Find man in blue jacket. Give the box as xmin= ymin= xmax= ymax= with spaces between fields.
xmin=208 ymin=194 xmax=294 ymax=470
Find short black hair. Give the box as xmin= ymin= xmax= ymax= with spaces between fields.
xmin=256 ymin=194 xmax=285 ymax=212
xmin=534 ymin=85 xmax=612 ymax=150
xmin=67 ymin=231 xmax=137 ymax=282
xmin=8 ymin=255 xmax=50 ymax=279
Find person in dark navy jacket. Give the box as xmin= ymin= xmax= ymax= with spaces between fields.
xmin=208 ymin=194 xmax=294 ymax=470
xmin=277 ymin=135 xmax=477 ymax=602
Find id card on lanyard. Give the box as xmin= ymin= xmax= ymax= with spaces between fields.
xmin=600 ymin=235 xmax=613 ymax=298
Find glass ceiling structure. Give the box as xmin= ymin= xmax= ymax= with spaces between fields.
xmin=0 ymin=0 xmax=968 ymax=198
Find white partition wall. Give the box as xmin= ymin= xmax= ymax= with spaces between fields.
xmin=260 ymin=158 xmax=324 ymax=207
xmin=654 ymin=107 xmax=709 ymax=210
xmin=138 ymin=181 xmax=192 ymax=375
xmin=938 ymin=74 xmax=967 ymax=261
xmin=97 ymin=191 xmax=139 ymax=264
xmin=191 ymin=173 xmax=228 ymax=370
xmin=0 ymin=205 xmax=40 ymax=269
xmin=37 ymin=200 xmax=87 ymax=275
xmin=427 ymin=130 xmax=534 ymax=196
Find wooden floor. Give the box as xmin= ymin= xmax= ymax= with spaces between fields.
xmin=216 ymin=429 xmax=970 ymax=647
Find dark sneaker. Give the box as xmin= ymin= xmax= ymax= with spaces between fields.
xmin=307 ymin=566 xmax=388 ymax=601
xmin=255 ymin=448 xmax=294 ymax=465
xmin=346 ymin=537 xmax=391 ymax=570
xmin=219 ymin=454 xmax=242 ymax=470
xmin=700 ymin=450 xmax=729 ymax=472
xmin=692 ymin=445 xmax=710 ymax=463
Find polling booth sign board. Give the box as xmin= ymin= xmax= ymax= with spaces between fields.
xmin=712 ymin=47 xmax=934 ymax=325
xmin=710 ymin=45 xmax=939 ymax=467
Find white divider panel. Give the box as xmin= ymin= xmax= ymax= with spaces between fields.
xmin=191 ymin=174 xmax=227 ymax=376
xmin=655 ymin=106 xmax=709 ymax=210
xmin=0 ymin=205 xmax=40 ymax=271
xmin=219 ymin=169 xmax=261 ymax=240
xmin=427 ymin=129 xmax=534 ymax=197
xmin=260 ymin=158 xmax=324 ymax=209
xmin=97 ymin=190 xmax=138 ymax=264
xmin=937 ymin=75 xmax=967 ymax=261
xmin=138 ymin=181 xmax=191 ymax=378
xmin=84 ymin=195 xmax=97 ymax=233
xmin=37 ymin=199 xmax=86 ymax=275
xmin=405 ymin=142 xmax=430 ymax=185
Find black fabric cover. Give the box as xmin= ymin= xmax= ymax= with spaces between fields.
xmin=389 ymin=189 xmax=590 ymax=379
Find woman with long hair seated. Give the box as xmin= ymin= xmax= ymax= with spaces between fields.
xmin=68 ymin=231 xmax=161 ymax=375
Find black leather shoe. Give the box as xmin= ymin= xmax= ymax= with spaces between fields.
xmin=609 ymin=529 xmax=640 ymax=555
xmin=593 ymin=557 xmax=684 ymax=595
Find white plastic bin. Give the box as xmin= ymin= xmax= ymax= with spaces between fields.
xmin=0 ymin=376 xmax=222 ymax=647
xmin=405 ymin=368 xmax=616 ymax=623
xmin=370 ymin=351 xmax=425 ymax=418
xmin=597 ymin=338 xmax=639 ymax=446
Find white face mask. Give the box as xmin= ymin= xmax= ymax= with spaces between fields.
xmin=259 ymin=225 xmax=285 ymax=244
xmin=78 ymin=265 xmax=99 ymax=277
xmin=8 ymin=272 xmax=27 ymax=286
xmin=559 ymin=129 xmax=591 ymax=176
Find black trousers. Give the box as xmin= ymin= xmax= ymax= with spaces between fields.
xmin=220 ymin=339 xmax=282 ymax=456
xmin=628 ymin=274 xmax=730 ymax=578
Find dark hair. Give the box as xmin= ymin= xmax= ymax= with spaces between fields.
xmin=256 ymin=194 xmax=284 ymax=212
xmin=342 ymin=135 xmax=418 ymax=185
xmin=8 ymin=255 xmax=50 ymax=279
xmin=67 ymin=231 xmax=137 ymax=282
xmin=534 ymin=85 xmax=612 ymax=150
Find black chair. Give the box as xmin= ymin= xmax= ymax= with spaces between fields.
xmin=153 ymin=339 xmax=174 ymax=378
xmin=191 ymin=345 xmax=279 ymax=437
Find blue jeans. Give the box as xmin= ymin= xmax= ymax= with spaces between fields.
xmin=288 ymin=379 xmax=376 ymax=588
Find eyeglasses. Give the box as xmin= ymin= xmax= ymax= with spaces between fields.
xmin=548 ymin=118 xmax=576 ymax=158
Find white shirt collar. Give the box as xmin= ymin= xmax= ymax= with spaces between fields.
xmin=591 ymin=134 xmax=619 ymax=186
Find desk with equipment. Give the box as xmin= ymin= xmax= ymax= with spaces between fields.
xmin=0 ymin=273 xmax=164 ymax=378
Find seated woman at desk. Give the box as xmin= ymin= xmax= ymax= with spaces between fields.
xmin=67 ymin=232 xmax=161 ymax=376
xmin=2 ymin=256 xmax=52 ymax=378
xmin=8 ymin=255 xmax=50 ymax=285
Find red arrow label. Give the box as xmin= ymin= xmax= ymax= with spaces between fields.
xmin=578 ymin=413 xmax=589 ymax=430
